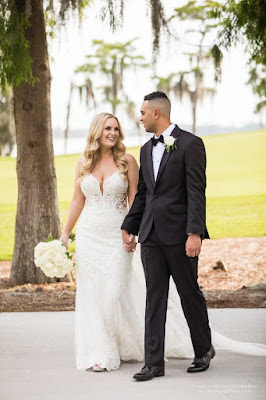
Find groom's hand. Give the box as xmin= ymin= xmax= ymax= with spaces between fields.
xmin=122 ymin=230 xmax=136 ymax=252
xmin=186 ymin=234 xmax=201 ymax=257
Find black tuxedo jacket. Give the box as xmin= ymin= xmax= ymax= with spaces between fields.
xmin=122 ymin=125 xmax=209 ymax=245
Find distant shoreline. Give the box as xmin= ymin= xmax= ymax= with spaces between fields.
xmin=7 ymin=127 xmax=266 ymax=158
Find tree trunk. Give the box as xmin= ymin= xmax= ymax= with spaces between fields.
xmin=11 ymin=0 xmax=65 ymax=284
xmin=64 ymin=82 xmax=73 ymax=154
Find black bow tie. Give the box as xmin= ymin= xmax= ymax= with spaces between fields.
xmin=151 ymin=135 xmax=164 ymax=146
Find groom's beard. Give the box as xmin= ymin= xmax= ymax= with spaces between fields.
xmin=142 ymin=124 xmax=156 ymax=134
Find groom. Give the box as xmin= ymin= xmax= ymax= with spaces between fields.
xmin=122 ymin=91 xmax=215 ymax=381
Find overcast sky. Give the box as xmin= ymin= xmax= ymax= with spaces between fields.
xmin=49 ymin=0 xmax=263 ymax=134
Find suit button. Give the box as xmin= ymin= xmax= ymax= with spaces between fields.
xmin=154 ymin=194 xmax=158 ymax=198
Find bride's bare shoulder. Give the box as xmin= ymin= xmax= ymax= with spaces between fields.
xmin=78 ymin=155 xmax=86 ymax=165
xmin=125 ymin=153 xmax=138 ymax=165
xmin=75 ymin=156 xmax=85 ymax=176
xmin=125 ymin=153 xmax=139 ymax=177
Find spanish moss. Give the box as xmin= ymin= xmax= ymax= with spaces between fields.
xmin=148 ymin=0 xmax=169 ymax=62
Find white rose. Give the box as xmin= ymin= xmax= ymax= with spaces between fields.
xmin=34 ymin=242 xmax=47 ymax=258
xmin=54 ymin=254 xmax=64 ymax=267
xmin=51 ymin=240 xmax=63 ymax=253
xmin=34 ymin=258 xmax=41 ymax=268
xmin=164 ymin=136 xmax=175 ymax=146
xmin=53 ymin=239 xmax=62 ymax=246
xmin=62 ymin=258 xmax=72 ymax=271
xmin=42 ymin=262 xmax=55 ymax=277
xmin=38 ymin=254 xmax=49 ymax=267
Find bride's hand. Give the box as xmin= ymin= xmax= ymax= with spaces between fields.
xmin=122 ymin=231 xmax=136 ymax=252
xmin=59 ymin=232 xmax=70 ymax=249
xmin=124 ymin=240 xmax=137 ymax=252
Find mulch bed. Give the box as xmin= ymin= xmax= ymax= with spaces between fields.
xmin=1 ymin=237 xmax=265 ymax=311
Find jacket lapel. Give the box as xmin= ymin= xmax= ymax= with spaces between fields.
xmin=155 ymin=126 xmax=180 ymax=186
xmin=145 ymin=139 xmax=155 ymax=187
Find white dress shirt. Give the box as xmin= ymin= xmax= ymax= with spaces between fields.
xmin=152 ymin=123 xmax=176 ymax=181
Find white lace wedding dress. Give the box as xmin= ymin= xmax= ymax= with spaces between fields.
xmin=75 ymin=170 xmax=266 ymax=371
xmin=75 ymin=170 xmax=144 ymax=371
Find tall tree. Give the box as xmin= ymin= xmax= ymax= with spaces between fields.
xmin=0 ymin=0 xmax=167 ymax=284
xmin=75 ymin=38 xmax=149 ymax=114
xmin=211 ymin=0 xmax=266 ymax=114
xmin=247 ymin=65 xmax=266 ymax=126
xmin=211 ymin=0 xmax=266 ymax=66
xmin=10 ymin=0 xmax=62 ymax=284
xmin=64 ymin=38 xmax=148 ymax=151
xmin=64 ymin=81 xmax=75 ymax=154
xmin=165 ymin=1 xmax=223 ymax=134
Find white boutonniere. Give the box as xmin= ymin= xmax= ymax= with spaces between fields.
xmin=164 ymin=136 xmax=178 ymax=153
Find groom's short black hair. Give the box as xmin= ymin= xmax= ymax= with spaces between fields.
xmin=144 ymin=91 xmax=169 ymax=102
xmin=143 ymin=91 xmax=171 ymax=115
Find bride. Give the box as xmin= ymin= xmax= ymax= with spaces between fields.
xmin=60 ymin=112 xmax=266 ymax=372
xmin=60 ymin=112 xmax=143 ymax=371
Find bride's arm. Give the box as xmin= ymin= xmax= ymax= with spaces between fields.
xmin=59 ymin=157 xmax=85 ymax=245
xmin=126 ymin=153 xmax=139 ymax=209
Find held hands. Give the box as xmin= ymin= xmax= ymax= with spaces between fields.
xmin=122 ymin=230 xmax=137 ymax=253
xmin=185 ymin=234 xmax=202 ymax=257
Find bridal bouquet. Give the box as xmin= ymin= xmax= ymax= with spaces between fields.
xmin=34 ymin=233 xmax=75 ymax=278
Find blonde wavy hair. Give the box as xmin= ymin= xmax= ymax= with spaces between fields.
xmin=80 ymin=112 xmax=128 ymax=180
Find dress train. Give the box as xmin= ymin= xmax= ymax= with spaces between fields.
xmin=131 ymin=250 xmax=266 ymax=359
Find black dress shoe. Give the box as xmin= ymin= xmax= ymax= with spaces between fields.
xmin=133 ymin=365 xmax=165 ymax=381
xmin=187 ymin=345 xmax=215 ymax=373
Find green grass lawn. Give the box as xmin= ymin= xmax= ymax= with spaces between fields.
xmin=1 ymin=130 xmax=265 ymax=260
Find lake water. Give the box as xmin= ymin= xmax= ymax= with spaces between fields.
xmin=8 ymin=126 xmax=257 ymax=157
xmin=10 ymin=135 xmax=151 ymax=157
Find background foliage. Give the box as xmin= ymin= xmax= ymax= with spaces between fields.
xmin=1 ymin=130 xmax=265 ymax=260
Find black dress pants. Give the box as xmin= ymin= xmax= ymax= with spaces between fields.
xmin=141 ymin=224 xmax=211 ymax=367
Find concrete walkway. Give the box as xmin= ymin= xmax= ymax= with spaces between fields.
xmin=0 ymin=309 xmax=265 ymax=400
